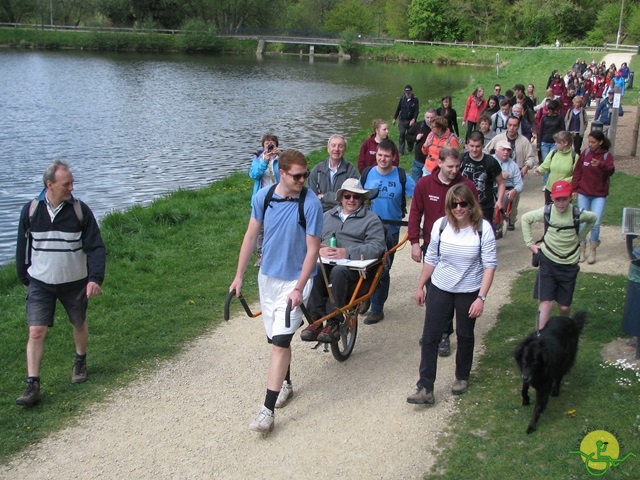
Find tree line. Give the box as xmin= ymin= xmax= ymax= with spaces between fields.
xmin=1 ymin=0 xmax=639 ymax=46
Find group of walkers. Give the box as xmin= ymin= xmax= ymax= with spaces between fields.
xmin=12 ymin=62 xmax=619 ymax=439
xmin=233 ymin=61 xmax=621 ymax=432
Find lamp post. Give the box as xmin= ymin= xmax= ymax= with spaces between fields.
xmin=616 ymin=0 xmax=624 ymax=48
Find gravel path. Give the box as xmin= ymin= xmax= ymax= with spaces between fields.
xmin=1 ymin=53 xmax=634 ymax=480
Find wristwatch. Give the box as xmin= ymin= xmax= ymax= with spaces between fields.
xmin=477 ymin=295 xmax=487 ymax=301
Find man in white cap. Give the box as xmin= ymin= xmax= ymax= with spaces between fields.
xmin=493 ymin=141 xmax=524 ymax=233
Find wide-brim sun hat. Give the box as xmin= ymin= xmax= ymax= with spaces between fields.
xmin=336 ymin=178 xmax=369 ymax=201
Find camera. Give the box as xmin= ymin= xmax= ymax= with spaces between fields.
xmin=268 ymin=144 xmax=275 ymax=152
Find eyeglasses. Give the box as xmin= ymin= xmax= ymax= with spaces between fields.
xmin=495 ymin=88 xmax=501 ymax=92
xmin=286 ymin=170 xmax=310 ymax=181
xmin=342 ymin=194 xmax=361 ymax=200
xmin=451 ymin=201 xmax=470 ymax=208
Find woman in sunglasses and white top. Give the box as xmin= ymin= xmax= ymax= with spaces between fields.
xmin=407 ymin=184 xmax=497 ymax=405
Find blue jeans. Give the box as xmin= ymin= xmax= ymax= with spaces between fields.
xmin=578 ymin=194 xmax=606 ymax=243
xmin=371 ymin=231 xmax=400 ymax=313
xmin=411 ymin=159 xmax=424 ymax=183
xmin=540 ymin=142 xmax=556 ymax=187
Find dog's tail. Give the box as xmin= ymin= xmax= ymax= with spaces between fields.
xmin=572 ymin=311 xmax=587 ymax=335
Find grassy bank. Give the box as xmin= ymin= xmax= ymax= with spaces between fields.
xmin=0 ymin=45 xmax=637 ymax=466
xmin=427 ymin=272 xmax=640 ymax=479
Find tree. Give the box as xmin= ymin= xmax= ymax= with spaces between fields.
xmin=407 ymin=0 xmax=460 ymax=41
xmin=383 ymin=0 xmax=410 ymax=38
xmin=322 ymin=0 xmax=375 ymax=34
xmin=0 ymin=0 xmax=36 ymax=23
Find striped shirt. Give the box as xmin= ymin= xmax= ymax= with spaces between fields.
xmin=425 ymin=217 xmax=498 ymax=293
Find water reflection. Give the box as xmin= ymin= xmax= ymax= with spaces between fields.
xmin=0 ymin=51 xmax=481 ymax=265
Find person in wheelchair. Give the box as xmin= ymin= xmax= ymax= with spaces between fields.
xmin=493 ymin=141 xmax=523 ymax=234
xmin=301 ymin=178 xmax=387 ymax=343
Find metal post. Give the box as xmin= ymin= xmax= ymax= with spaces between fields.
xmin=631 ymin=103 xmax=640 ymax=157
xmin=609 ymin=86 xmax=622 ymax=155
xmin=50 ymin=0 xmax=53 ymax=26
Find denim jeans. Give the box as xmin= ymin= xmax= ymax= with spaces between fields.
xmin=578 ymin=194 xmax=606 ymax=243
xmin=411 ymin=159 xmax=424 ymax=184
xmin=370 ymin=231 xmax=400 ymax=314
xmin=540 ymin=142 xmax=556 ymax=187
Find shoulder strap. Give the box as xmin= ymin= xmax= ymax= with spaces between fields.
xmin=572 ymin=204 xmax=581 ymax=235
xmin=262 ymin=184 xmax=307 ymax=230
xmin=398 ymin=167 xmax=407 ymax=216
xmin=437 ymin=216 xmax=448 ymax=257
xmin=360 ymin=166 xmax=373 ymax=188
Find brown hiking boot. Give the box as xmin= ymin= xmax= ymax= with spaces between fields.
xmin=71 ymin=358 xmax=88 ymax=384
xmin=300 ymin=323 xmax=322 ymax=342
xmin=16 ymin=379 xmax=41 ymax=407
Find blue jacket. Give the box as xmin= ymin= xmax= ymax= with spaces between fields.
xmin=249 ymin=148 xmax=280 ymax=205
xmin=595 ymin=98 xmax=624 ymax=126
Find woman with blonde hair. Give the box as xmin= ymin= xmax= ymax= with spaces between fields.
xmin=407 ymin=184 xmax=497 ymax=405
xmin=535 ymin=131 xmax=577 ymax=205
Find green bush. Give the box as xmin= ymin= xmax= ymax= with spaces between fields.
xmin=179 ymin=19 xmax=219 ymax=52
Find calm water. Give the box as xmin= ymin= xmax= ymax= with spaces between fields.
xmin=0 ymin=50 xmax=481 ymax=265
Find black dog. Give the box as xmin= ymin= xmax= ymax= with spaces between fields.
xmin=514 ymin=312 xmax=586 ymax=434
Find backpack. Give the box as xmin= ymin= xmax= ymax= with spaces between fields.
xmin=539 ymin=203 xmax=582 ymax=259
xmin=437 ymin=216 xmax=484 ymax=257
xmin=262 ymin=184 xmax=308 ymax=230
xmin=25 ymin=199 xmax=84 ymax=265
xmin=360 ymin=166 xmax=408 ymax=217
xmin=549 ymin=148 xmax=577 ymax=167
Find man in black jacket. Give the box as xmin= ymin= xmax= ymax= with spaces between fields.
xmin=393 ymin=85 xmax=420 ymax=156
xmin=15 ymin=161 xmax=106 ymax=407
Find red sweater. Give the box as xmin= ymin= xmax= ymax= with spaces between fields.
xmin=408 ymin=168 xmax=479 ymax=246
xmin=571 ymin=148 xmax=615 ymax=197
xmin=358 ymin=134 xmax=400 ymax=173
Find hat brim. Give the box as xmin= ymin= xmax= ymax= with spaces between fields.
xmin=336 ymin=186 xmax=370 ymax=201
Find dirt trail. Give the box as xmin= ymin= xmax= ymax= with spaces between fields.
xmin=1 ymin=53 xmax=634 ymax=480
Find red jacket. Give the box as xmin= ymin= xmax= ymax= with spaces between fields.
xmin=358 ymin=134 xmax=400 ymax=173
xmin=463 ymin=95 xmax=487 ymax=124
xmin=571 ymin=148 xmax=615 ymax=197
xmin=408 ymin=168 xmax=479 ymax=246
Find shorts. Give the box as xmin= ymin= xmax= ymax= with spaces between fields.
xmin=27 ymin=281 xmax=88 ymax=328
xmin=533 ymin=253 xmax=579 ymax=307
xmin=258 ymin=273 xmax=313 ymax=339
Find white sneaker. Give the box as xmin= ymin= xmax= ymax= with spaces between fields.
xmin=249 ymin=406 xmax=274 ymax=433
xmin=275 ymin=381 xmax=293 ymax=409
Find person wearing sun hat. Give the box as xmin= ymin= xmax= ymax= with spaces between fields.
xmin=521 ymin=179 xmax=597 ymax=330
xmin=301 ymin=177 xmax=386 ymax=343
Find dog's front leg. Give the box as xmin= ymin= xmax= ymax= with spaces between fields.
xmin=527 ymin=388 xmax=550 ymax=434
xmin=521 ymin=380 xmax=530 ymax=406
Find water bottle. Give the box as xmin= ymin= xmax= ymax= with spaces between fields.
xmin=329 ymin=235 xmax=337 ymax=248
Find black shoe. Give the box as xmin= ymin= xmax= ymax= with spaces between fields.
xmin=438 ymin=335 xmax=451 ymax=357
xmin=364 ymin=311 xmax=384 ymax=325
xmin=16 ymin=378 xmax=41 ymax=407
xmin=495 ymin=228 xmax=503 ymax=240
xmin=507 ymin=222 xmax=515 ymax=231
xmin=359 ymin=299 xmax=371 ymax=315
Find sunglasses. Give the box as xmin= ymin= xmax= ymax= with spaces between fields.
xmin=451 ymin=201 xmax=470 ymax=208
xmin=342 ymin=193 xmax=361 ymax=200
xmin=286 ymin=170 xmax=310 ymax=181
xmin=495 ymin=88 xmax=501 ymax=91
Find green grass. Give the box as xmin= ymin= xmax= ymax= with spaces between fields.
xmin=426 ymin=272 xmax=640 ymax=479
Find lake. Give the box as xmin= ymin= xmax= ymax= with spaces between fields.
xmin=0 ymin=50 xmax=481 ymax=265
